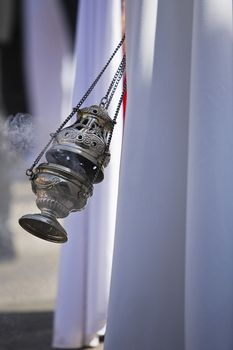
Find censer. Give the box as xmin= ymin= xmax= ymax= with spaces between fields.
xmin=19 ymin=36 xmax=126 ymax=243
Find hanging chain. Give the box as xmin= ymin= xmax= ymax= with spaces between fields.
xmin=106 ymin=57 xmax=126 ymax=109
xmin=26 ymin=35 xmax=125 ymax=177
xmin=90 ymin=80 xmax=127 ymax=187
xmin=92 ymin=58 xmax=127 ymax=185
xmin=99 ymin=54 xmax=126 ymax=108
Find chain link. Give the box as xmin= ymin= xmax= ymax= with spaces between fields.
xmin=106 ymin=58 xmax=126 ymax=109
xmin=106 ymin=80 xmax=127 ymax=149
xmin=100 ymin=54 xmax=126 ymax=108
xmin=26 ymin=35 xmax=125 ymax=177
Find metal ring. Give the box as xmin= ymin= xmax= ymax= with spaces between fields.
xmin=26 ymin=169 xmax=32 ymax=176
xmin=99 ymin=97 xmax=108 ymax=107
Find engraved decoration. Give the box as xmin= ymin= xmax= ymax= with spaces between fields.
xmin=19 ymin=105 xmax=112 ymax=243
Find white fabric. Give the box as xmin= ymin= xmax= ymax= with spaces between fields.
xmin=23 ymin=0 xmax=73 ymax=152
xmin=186 ymin=1 xmax=233 ymax=349
xmin=53 ymin=0 xmax=122 ymax=348
xmin=105 ymin=1 xmax=233 ymax=350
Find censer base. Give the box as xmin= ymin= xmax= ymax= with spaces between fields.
xmin=19 ymin=214 xmax=67 ymax=243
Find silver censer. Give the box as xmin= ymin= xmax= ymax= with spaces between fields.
xmin=19 ymin=35 xmax=126 ymax=243
xmin=19 ymin=105 xmax=113 ymax=243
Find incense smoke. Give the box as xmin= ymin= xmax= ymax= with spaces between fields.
xmin=2 ymin=113 xmax=35 ymax=157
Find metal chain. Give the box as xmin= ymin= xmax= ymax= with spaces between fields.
xmin=100 ymin=54 xmax=126 ymax=108
xmin=106 ymin=80 xmax=127 ymax=148
xmin=106 ymin=58 xmax=126 ymax=109
xmin=26 ymin=34 xmax=125 ymax=177
xmin=90 ymin=80 xmax=127 ymax=186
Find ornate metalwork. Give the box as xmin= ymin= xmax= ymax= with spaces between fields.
xmin=19 ymin=106 xmax=112 ymax=243
xmin=19 ymin=37 xmax=127 ymax=244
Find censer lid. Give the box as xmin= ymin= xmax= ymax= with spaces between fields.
xmin=78 ymin=105 xmax=114 ymax=127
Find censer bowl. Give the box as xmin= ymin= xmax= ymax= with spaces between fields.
xmin=19 ymin=163 xmax=93 ymax=243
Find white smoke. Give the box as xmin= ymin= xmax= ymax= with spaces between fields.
xmin=1 ymin=113 xmax=35 ymax=157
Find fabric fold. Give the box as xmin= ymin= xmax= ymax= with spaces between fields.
xmin=53 ymin=0 xmax=123 ymax=348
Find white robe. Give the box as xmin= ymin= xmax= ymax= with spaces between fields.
xmin=105 ymin=1 xmax=233 ymax=350
xmin=53 ymin=0 xmax=123 ymax=348
xmin=23 ymin=0 xmax=73 ymax=151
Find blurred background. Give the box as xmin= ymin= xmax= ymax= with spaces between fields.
xmin=0 ymin=1 xmax=104 ymax=349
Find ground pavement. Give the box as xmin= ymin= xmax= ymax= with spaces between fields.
xmin=0 ymin=179 xmax=103 ymax=350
